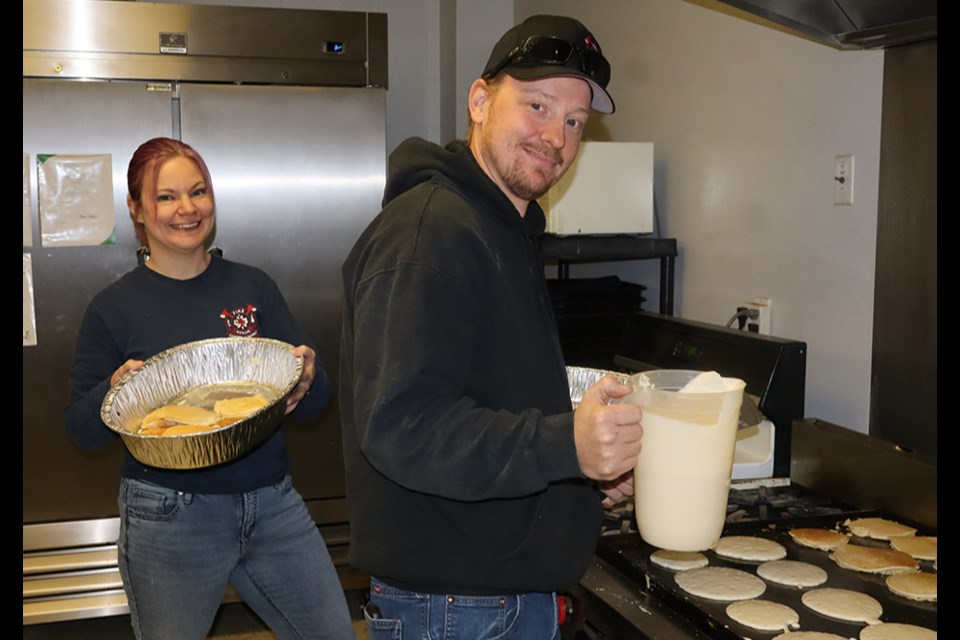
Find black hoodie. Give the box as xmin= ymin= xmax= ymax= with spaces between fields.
xmin=339 ymin=138 xmax=603 ymax=594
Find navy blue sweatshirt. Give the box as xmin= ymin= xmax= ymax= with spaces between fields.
xmin=66 ymin=255 xmax=330 ymax=494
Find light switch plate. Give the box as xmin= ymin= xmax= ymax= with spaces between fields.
xmin=834 ymin=154 xmax=854 ymax=205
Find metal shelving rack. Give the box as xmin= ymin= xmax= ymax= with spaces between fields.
xmin=540 ymin=234 xmax=677 ymax=316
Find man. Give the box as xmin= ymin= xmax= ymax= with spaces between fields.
xmin=340 ymin=15 xmax=643 ymax=638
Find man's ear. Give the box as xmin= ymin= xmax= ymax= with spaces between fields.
xmin=468 ymin=78 xmax=493 ymax=129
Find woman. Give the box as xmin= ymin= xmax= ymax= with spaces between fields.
xmin=65 ymin=137 xmax=355 ymax=640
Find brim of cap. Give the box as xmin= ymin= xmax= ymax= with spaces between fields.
xmin=505 ymin=66 xmax=615 ymax=114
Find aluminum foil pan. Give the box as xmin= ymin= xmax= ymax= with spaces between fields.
xmin=566 ymin=365 xmax=629 ymax=408
xmin=101 ymin=337 xmax=302 ymax=470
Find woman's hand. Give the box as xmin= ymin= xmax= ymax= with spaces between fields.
xmin=286 ymin=345 xmax=316 ymax=414
xmin=110 ymin=360 xmax=145 ymax=387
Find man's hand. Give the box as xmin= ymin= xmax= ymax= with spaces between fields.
xmin=598 ymin=471 xmax=634 ymax=508
xmin=574 ymin=375 xmax=643 ymax=481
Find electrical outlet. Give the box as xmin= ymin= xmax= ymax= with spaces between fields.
xmin=744 ymin=297 xmax=772 ymax=335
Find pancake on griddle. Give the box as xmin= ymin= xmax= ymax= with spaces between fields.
xmin=772 ymin=632 xmax=850 ymax=640
xmin=800 ymin=587 xmax=883 ymax=624
xmin=726 ymin=599 xmax=799 ymax=631
xmin=859 ymin=622 xmax=937 ymax=640
xmin=713 ymin=535 xmax=787 ymax=561
xmin=650 ymin=549 xmax=709 ymax=571
xmin=885 ymin=571 xmax=937 ymax=602
xmin=675 ymin=567 xmax=766 ymax=601
xmin=788 ymin=527 xmax=849 ymax=551
xmin=830 ymin=543 xmax=918 ymax=574
xmin=844 ymin=516 xmax=917 ymax=540
xmin=757 ymin=560 xmax=828 ymax=588
xmin=890 ymin=536 xmax=937 ymax=561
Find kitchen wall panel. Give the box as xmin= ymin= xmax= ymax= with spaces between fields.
xmin=515 ymin=0 xmax=886 ymax=435
xmin=870 ymin=40 xmax=937 ymax=456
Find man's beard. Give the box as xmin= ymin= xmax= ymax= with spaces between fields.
xmin=501 ymin=143 xmax=565 ymax=202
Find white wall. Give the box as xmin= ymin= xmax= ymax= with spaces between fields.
xmin=155 ymin=0 xmax=884 ymax=434
xmin=454 ymin=2 xmax=515 ymax=140
xmin=515 ymin=0 xmax=884 ymax=433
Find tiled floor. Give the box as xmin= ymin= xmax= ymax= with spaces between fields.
xmin=22 ymin=591 xmax=370 ymax=640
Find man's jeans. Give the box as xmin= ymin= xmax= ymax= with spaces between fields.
xmin=363 ymin=577 xmax=562 ymax=640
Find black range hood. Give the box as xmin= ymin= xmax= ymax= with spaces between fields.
xmin=712 ymin=0 xmax=937 ymax=49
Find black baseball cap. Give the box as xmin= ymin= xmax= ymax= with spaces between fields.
xmin=481 ymin=15 xmax=615 ymax=114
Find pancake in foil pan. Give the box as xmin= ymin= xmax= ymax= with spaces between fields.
xmin=101 ymin=337 xmax=302 ymax=470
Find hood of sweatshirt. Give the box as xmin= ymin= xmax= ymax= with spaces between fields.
xmin=382 ymin=137 xmax=547 ymax=238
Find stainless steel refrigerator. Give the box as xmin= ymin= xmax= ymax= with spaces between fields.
xmin=23 ymin=0 xmax=386 ymax=622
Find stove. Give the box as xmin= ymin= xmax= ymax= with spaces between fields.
xmin=559 ymin=313 xmax=937 ymax=640
xmin=565 ymin=444 xmax=937 ymax=639
xmin=590 ymin=515 xmax=936 ymax=640
xmin=571 ymin=477 xmax=936 ymax=640
xmin=725 ymin=480 xmax=867 ymax=525
xmin=600 ymin=478 xmax=871 ymax=537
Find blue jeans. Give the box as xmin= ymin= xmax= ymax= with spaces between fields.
xmin=364 ymin=578 xmax=561 ymax=640
xmin=117 ymin=476 xmax=354 ymax=640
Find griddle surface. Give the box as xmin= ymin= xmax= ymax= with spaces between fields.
xmin=597 ymin=520 xmax=936 ymax=639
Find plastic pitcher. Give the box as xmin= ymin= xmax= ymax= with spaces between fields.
xmin=625 ymin=369 xmax=746 ymax=551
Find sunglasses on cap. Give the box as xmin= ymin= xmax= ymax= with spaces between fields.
xmin=484 ymin=35 xmax=611 ymax=88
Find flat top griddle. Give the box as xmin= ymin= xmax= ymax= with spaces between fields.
xmin=597 ymin=517 xmax=937 ymax=639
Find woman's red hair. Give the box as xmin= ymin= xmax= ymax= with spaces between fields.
xmin=127 ymin=137 xmax=215 ymax=247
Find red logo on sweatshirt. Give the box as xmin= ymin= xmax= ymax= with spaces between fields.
xmin=220 ymin=304 xmax=259 ymax=337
